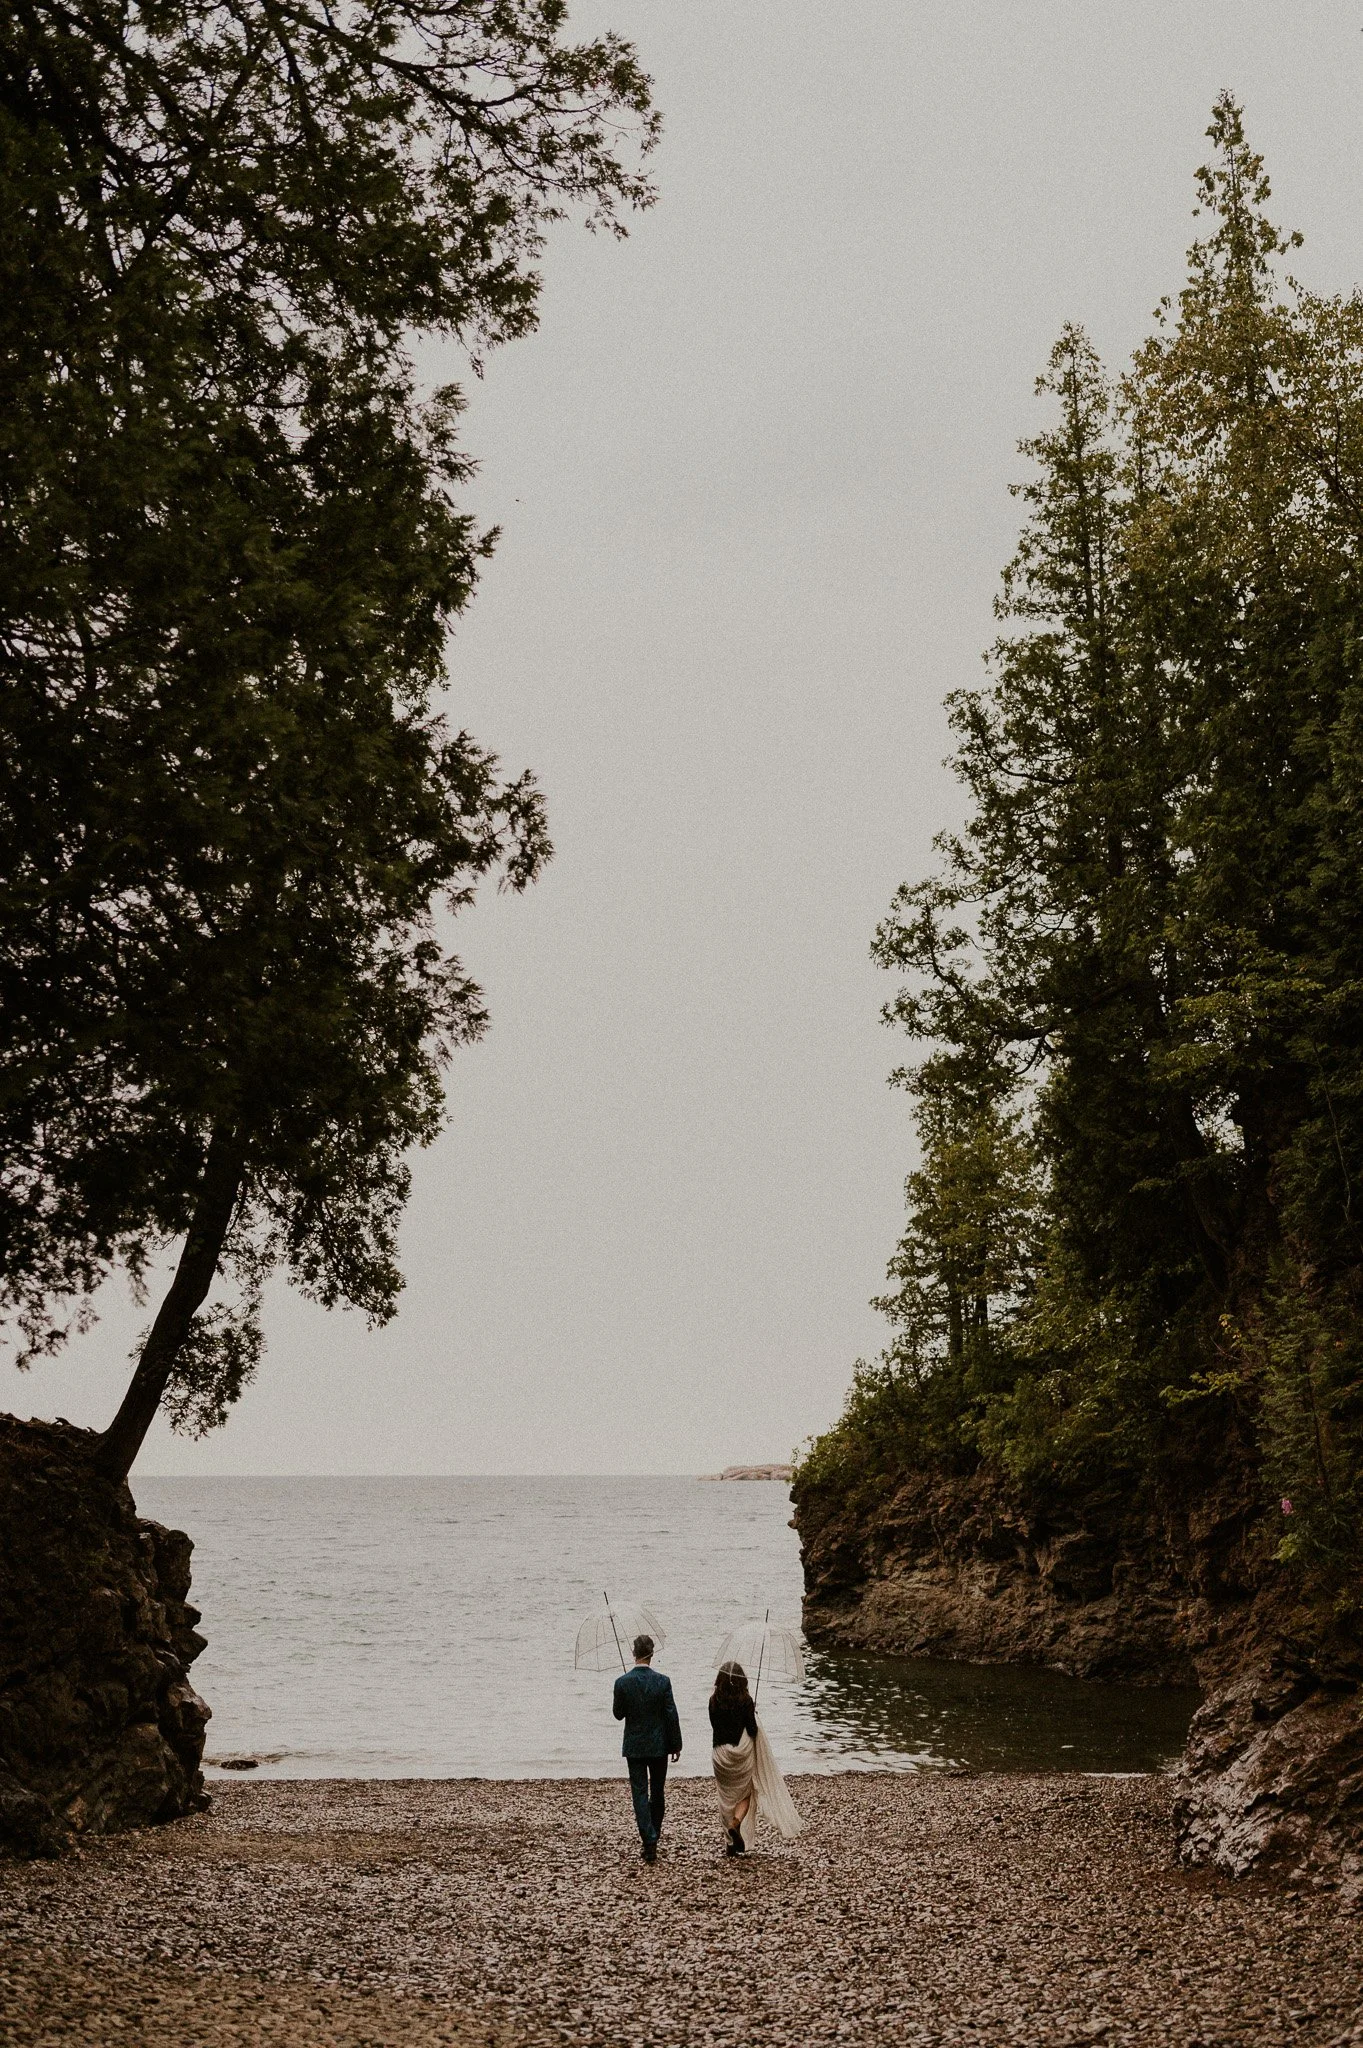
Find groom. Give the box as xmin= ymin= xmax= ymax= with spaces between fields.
xmin=612 ymin=1634 xmax=682 ymax=1863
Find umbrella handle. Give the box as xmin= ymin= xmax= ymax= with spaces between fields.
xmin=754 ymin=1607 xmax=768 ymax=1703
xmin=605 ymin=1590 xmax=626 ymax=1674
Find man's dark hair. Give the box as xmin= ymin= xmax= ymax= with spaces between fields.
xmin=633 ymin=1634 xmax=654 ymax=1661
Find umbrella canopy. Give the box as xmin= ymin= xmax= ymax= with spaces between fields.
xmin=714 ymin=1611 xmax=806 ymax=1696
xmin=574 ymin=1593 xmax=668 ymax=1673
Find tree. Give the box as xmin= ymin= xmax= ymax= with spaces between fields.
xmin=1118 ymin=96 xmax=1363 ymax=1571
xmin=0 ymin=0 xmax=658 ymax=1475
xmin=811 ymin=98 xmax=1363 ymax=1588
xmin=872 ymin=1050 xmax=1037 ymax=1379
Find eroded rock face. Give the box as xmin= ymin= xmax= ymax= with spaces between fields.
xmin=794 ymin=1467 xmax=1224 ymax=1684
xmin=794 ymin=1462 xmax=1363 ymax=1891
xmin=1172 ymin=1589 xmax=1363 ymax=1901
xmin=0 ymin=1413 xmax=210 ymax=1856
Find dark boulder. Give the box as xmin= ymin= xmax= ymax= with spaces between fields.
xmin=0 ymin=1413 xmax=210 ymax=1856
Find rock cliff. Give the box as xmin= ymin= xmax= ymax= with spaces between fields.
xmin=794 ymin=1465 xmax=1363 ymax=1898
xmin=0 ymin=1413 xmax=211 ymax=1856
xmin=1172 ymin=1579 xmax=1363 ymax=1899
xmin=796 ymin=1467 xmax=1213 ymax=1683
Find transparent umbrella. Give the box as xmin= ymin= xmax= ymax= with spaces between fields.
xmin=714 ymin=1608 xmax=806 ymax=1700
xmin=573 ymin=1592 xmax=668 ymax=1673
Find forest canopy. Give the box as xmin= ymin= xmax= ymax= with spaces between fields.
xmin=800 ymin=97 xmax=1363 ymax=1602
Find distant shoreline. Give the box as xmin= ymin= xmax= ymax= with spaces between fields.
xmin=698 ymin=1464 xmax=793 ymax=1482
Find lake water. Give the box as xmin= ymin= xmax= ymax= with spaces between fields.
xmin=132 ymin=1475 xmax=1199 ymax=1780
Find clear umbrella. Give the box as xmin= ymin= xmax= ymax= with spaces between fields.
xmin=714 ymin=1608 xmax=806 ymax=1700
xmin=574 ymin=1591 xmax=668 ymax=1673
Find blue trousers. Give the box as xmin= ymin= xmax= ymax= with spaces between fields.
xmin=627 ymin=1754 xmax=668 ymax=1846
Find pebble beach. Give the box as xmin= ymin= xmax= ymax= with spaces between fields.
xmin=2 ymin=1773 xmax=1361 ymax=2048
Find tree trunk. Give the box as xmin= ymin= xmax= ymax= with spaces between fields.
xmin=92 ymin=1125 xmax=246 ymax=1481
xmin=946 ymin=1285 xmax=964 ymax=1368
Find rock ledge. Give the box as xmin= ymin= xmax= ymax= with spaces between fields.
xmin=793 ymin=1462 xmax=1363 ymax=1895
xmin=0 ymin=1412 xmax=210 ymax=1856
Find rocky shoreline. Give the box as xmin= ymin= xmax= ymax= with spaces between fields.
xmin=793 ymin=1466 xmax=1363 ymax=1898
xmin=3 ymin=1774 xmax=1363 ymax=2047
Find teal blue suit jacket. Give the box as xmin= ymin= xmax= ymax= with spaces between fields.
xmin=612 ymin=1663 xmax=683 ymax=1759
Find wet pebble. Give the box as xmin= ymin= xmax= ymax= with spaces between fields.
xmin=1 ymin=1774 xmax=1360 ymax=2047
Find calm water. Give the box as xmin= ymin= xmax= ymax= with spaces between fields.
xmin=132 ymin=1475 xmax=1198 ymax=1780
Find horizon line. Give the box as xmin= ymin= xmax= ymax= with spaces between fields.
xmin=132 ymin=1467 xmax=796 ymax=1480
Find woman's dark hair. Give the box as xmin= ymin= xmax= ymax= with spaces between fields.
xmin=711 ymin=1659 xmax=751 ymax=1708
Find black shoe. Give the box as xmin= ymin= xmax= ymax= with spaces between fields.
xmin=727 ymin=1827 xmax=745 ymax=1856
xmin=641 ymin=1840 xmax=657 ymax=1863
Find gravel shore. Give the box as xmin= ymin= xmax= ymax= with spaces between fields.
xmin=2 ymin=1773 xmax=1360 ymax=2047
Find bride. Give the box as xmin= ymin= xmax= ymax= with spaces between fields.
xmin=708 ymin=1659 xmax=802 ymax=1855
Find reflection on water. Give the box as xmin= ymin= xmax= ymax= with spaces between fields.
xmin=800 ymin=1649 xmax=1199 ymax=1774
xmin=132 ymin=1475 xmax=1198 ymax=1779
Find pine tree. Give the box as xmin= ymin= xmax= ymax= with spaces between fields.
xmin=808 ymin=98 xmax=1363 ymax=1594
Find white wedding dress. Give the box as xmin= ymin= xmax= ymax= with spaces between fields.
xmin=711 ymin=1721 xmax=803 ymax=1848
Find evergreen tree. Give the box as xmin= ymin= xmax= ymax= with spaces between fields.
xmin=0 ymin=1 xmax=657 ymax=1474
xmin=807 ymin=98 xmax=1363 ymax=1596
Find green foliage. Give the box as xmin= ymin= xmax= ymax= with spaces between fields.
xmin=1220 ymin=1268 xmax=1363 ymax=1601
xmin=798 ymin=1054 xmax=1038 ymax=1503
xmin=804 ymin=97 xmax=1363 ymax=1592
xmin=159 ymin=1292 xmax=264 ymax=1439
xmin=0 ymin=1 xmax=656 ymax=1452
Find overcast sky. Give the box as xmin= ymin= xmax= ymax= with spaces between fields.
xmin=11 ymin=1 xmax=1363 ymax=1473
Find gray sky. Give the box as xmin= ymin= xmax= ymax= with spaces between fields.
xmin=11 ymin=1 xmax=1363 ymax=1473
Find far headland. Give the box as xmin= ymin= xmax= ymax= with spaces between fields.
xmin=700 ymin=1464 xmax=793 ymax=1482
